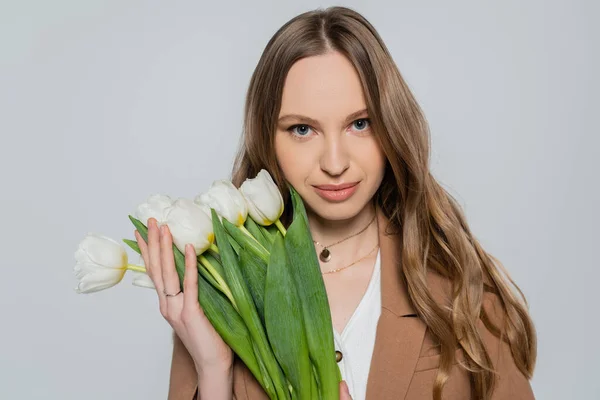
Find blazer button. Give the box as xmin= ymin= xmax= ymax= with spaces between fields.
xmin=335 ymin=350 xmax=343 ymax=362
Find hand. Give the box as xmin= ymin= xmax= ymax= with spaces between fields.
xmin=135 ymin=218 xmax=233 ymax=375
xmin=340 ymin=380 xmax=353 ymax=400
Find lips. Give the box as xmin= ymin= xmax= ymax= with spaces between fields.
xmin=313 ymin=182 xmax=360 ymax=191
xmin=312 ymin=181 xmax=360 ymax=202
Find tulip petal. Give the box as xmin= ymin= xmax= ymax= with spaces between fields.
xmin=76 ymin=233 xmax=128 ymax=269
xmin=240 ymin=169 xmax=284 ymax=226
xmin=164 ymin=198 xmax=214 ymax=255
xmin=74 ymin=267 xmax=126 ymax=294
xmin=132 ymin=272 xmax=155 ymax=289
xmin=196 ymin=180 xmax=248 ymax=226
xmin=73 ymin=233 xmax=130 ymax=294
xmin=134 ymin=194 xmax=174 ymax=226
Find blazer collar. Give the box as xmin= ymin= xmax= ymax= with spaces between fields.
xmin=375 ymin=206 xmax=450 ymax=314
xmin=365 ymin=206 xmax=426 ymax=399
xmin=376 ymin=205 xmax=417 ymax=317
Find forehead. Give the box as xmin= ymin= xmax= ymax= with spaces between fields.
xmin=279 ymin=51 xmax=367 ymax=120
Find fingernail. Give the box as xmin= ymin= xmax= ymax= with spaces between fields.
xmin=160 ymin=225 xmax=165 ymax=235
xmin=341 ymin=381 xmax=349 ymax=393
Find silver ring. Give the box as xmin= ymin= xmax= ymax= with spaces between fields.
xmin=163 ymin=288 xmax=182 ymax=297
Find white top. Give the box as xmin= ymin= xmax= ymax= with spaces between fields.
xmin=332 ymin=249 xmax=382 ymax=400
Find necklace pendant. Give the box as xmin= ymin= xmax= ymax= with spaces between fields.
xmin=319 ymin=248 xmax=331 ymax=263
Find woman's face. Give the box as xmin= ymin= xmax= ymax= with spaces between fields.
xmin=274 ymin=51 xmax=386 ymax=221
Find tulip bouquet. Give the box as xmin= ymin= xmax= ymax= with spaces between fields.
xmin=73 ymin=170 xmax=341 ymax=399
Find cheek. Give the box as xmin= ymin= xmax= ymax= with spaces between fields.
xmin=275 ymin=133 xmax=308 ymax=185
xmin=358 ymin=138 xmax=387 ymax=184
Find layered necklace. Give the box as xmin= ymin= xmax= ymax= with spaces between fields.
xmin=321 ymin=243 xmax=379 ymax=275
xmin=312 ymin=213 xmax=377 ymax=263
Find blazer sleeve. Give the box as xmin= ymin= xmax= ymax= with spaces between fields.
xmin=167 ymin=331 xmax=200 ymax=400
xmin=481 ymin=291 xmax=536 ymax=400
xmin=167 ymin=332 xmax=243 ymax=400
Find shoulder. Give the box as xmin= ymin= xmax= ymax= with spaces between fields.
xmin=425 ymin=270 xmax=535 ymax=399
xmin=425 ymin=267 xmax=514 ymax=338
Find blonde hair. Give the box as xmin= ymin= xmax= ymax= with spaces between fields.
xmin=231 ymin=6 xmax=536 ymax=399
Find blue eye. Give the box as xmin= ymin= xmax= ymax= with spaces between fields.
xmin=352 ymin=118 xmax=370 ymax=131
xmin=288 ymin=124 xmax=313 ymax=137
xmin=285 ymin=118 xmax=370 ymax=140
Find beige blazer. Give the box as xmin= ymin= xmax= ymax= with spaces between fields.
xmin=168 ymin=209 xmax=535 ymax=399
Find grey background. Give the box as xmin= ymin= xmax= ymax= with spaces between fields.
xmin=1 ymin=0 xmax=597 ymax=399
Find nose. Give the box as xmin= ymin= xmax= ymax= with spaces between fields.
xmin=319 ymin=133 xmax=350 ymax=177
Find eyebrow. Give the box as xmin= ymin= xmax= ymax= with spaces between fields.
xmin=277 ymin=108 xmax=368 ymax=127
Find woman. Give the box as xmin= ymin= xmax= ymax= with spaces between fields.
xmin=135 ymin=6 xmax=537 ymax=400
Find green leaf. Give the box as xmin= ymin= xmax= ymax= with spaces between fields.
xmin=202 ymin=251 xmax=224 ymax=279
xmin=196 ymin=257 xmax=223 ymax=294
xmin=239 ymin=248 xmax=267 ymax=325
xmin=123 ymin=239 xmax=141 ymax=254
xmin=222 ymin=219 xmax=269 ymax=263
xmin=129 ymin=215 xmax=149 ymax=241
xmin=197 ymin=271 xmax=263 ymax=385
xmin=265 ymin=233 xmax=313 ymax=399
xmin=131 ymin=215 xmax=261 ymax=389
xmin=129 ymin=217 xmax=254 ymax=380
xmin=284 ymin=187 xmax=340 ymax=399
xmin=227 ymin=233 xmax=242 ymax=256
xmin=264 ymin=224 xmax=280 ymax=242
xmin=127 ymin=215 xmax=188 ymax=291
xmin=311 ymin=363 xmax=320 ymax=400
xmin=244 ymin=217 xmax=273 ymax=250
xmin=210 ymin=208 xmax=288 ymax=399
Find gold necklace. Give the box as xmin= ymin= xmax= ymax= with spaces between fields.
xmin=321 ymin=243 xmax=379 ymax=275
xmin=313 ymin=213 xmax=376 ymax=263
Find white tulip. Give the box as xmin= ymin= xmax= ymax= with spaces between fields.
xmin=164 ymin=198 xmax=214 ymax=255
xmin=131 ymin=256 xmax=155 ymax=289
xmin=73 ymin=233 xmax=128 ymax=294
xmin=196 ymin=202 xmax=212 ymax=219
xmin=194 ymin=180 xmax=248 ymax=226
xmin=240 ymin=169 xmax=284 ymax=226
xmin=134 ymin=194 xmax=174 ymax=226
xmin=132 ymin=272 xmax=155 ymax=289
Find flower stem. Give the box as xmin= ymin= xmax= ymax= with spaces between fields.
xmin=210 ymin=243 xmax=220 ymax=254
xmin=126 ymin=264 xmax=147 ymax=273
xmin=199 ymin=255 xmax=238 ymax=311
xmin=275 ymin=219 xmax=287 ymax=236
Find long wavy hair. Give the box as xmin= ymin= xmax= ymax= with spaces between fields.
xmin=230 ymin=6 xmax=536 ymax=399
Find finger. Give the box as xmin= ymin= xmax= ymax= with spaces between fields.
xmin=182 ymin=244 xmax=201 ymax=319
xmin=160 ymin=224 xmax=182 ymax=296
xmin=340 ymin=381 xmax=352 ymax=400
xmin=146 ymin=219 xmax=167 ymax=313
xmin=135 ymin=229 xmax=153 ymax=282
xmin=135 ymin=230 xmax=150 ymax=271
xmin=147 ymin=218 xmax=165 ymax=291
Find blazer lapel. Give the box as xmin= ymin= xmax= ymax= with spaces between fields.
xmin=365 ymin=208 xmax=427 ymax=399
